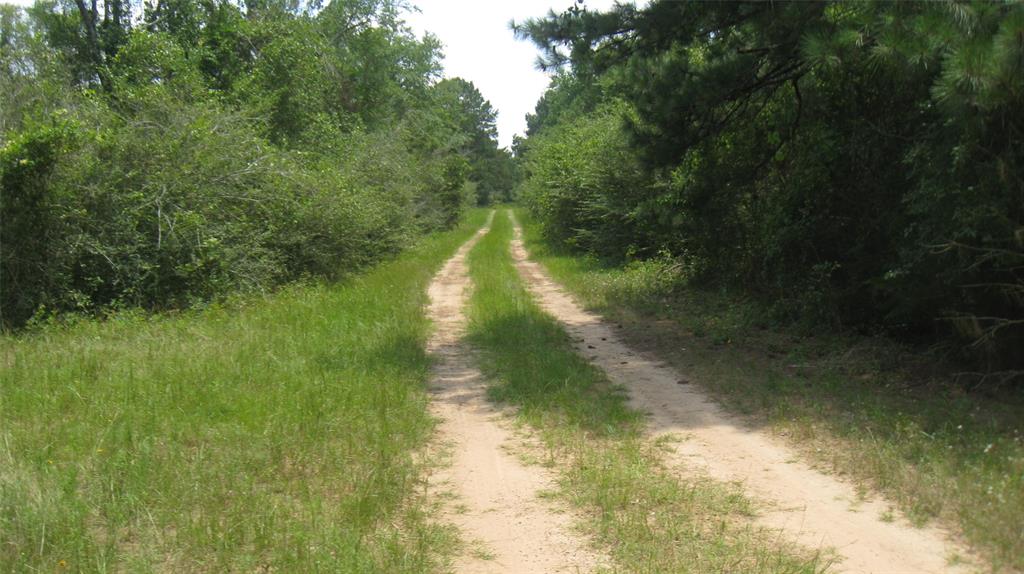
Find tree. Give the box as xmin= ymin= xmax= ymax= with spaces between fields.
xmin=0 ymin=0 xmax=487 ymax=328
xmin=432 ymin=77 xmax=515 ymax=204
xmin=515 ymin=0 xmax=1024 ymax=376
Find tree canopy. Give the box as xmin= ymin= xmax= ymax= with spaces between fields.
xmin=514 ymin=0 xmax=1024 ymax=380
xmin=0 ymin=0 xmax=517 ymax=328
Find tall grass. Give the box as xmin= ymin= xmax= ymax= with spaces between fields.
xmin=515 ymin=208 xmax=1024 ymax=572
xmin=0 ymin=209 xmax=489 ymax=573
xmin=464 ymin=211 xmax=824 ymax=573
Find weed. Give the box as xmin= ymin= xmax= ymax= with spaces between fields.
xmin=0 ymin=210 xmax=491 ymax=572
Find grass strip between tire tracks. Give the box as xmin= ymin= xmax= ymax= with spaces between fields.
xmin=465 ymin=211 xmax=826 ymax=574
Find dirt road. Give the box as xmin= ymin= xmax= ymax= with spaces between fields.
xmin=507 ymin=212 xmax=974 ymax=574
xmin=425 ymin=212 xmax=604 ymax=573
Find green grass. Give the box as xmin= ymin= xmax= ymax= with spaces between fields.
xmin=0 ymin=209 xmax=490 ymax=573
xmin=464 ymin=211 xmax=826 ymax=573
xmin=515 ymin=209 xmax=1024 ymax=572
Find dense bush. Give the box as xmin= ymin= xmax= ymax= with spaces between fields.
xmin=516 ymin=1 xmax=1024 ymax=376
xmin=519 ymin=101 xmax=656 ymax=257
xmin=0 ymin=98 xmax=432 ymax=323
xmin=0 ymin=0 xmax=510 ymax=328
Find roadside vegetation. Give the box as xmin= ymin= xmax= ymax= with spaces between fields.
xmin=514 ymin=1 xmax=1023 ymax=378
xmin=518 ymin=208 xmax=1024 ymax=572
xmin=1 ymin=0 xmax=518 ymax=329
xmin=512 ymin=2 xmax=1023 ymax=569
xmin=465 ymin=211 xmax=827 ymax=574
xmin=0 ymin=209 xmax=487 ymax=572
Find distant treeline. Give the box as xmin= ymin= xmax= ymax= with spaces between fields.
xmin=0 ymin=0 xmax=519 ymax=328
xmin=514 ymin=1 xmax=1024 ymax=379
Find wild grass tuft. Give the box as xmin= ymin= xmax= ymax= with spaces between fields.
xmin=0 ymin=209 xmax=490 ymax=573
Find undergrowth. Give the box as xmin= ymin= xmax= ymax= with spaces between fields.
xmin=516 ymin=208 xmax=1024 ymax=572
xmin=0 ymin=209 xmax=490 ymax=572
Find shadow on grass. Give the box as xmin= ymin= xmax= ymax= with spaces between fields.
xmin=516 ymin=209 xmax=1024 ymax=571
xmin=461 ymin=211 xmax=828 ymax=574
xmin=467 ymin=311 xmax=638 ymax=438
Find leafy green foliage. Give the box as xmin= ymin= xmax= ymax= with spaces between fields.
xmin=519 ymin=100 xmax=656 ymax=258
xmin=516 ymin=0 xmax=1024 ymax=375
xmin=431 ymin=77 xmax=519 ymax=205
xmin=0 ymin=0 xmax=487 ymax=328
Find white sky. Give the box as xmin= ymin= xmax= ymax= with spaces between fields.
xmin=0 ymin=0 xmax=626 ymax=148
xmin=405 ymin=0 xmax=624 ymax=149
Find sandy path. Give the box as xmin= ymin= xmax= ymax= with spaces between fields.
xmin=425 ymin=212 xmax=603 ymax=574
xmin=508 ymin=212 xmax=975 ymax=574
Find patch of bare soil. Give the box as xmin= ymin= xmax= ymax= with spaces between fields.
xmin=508 ymin=213 xmax=977 ymax=574
xmin=425 ymin=212 xmax=605 ymax=573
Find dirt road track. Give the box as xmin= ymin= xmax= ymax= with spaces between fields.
xmin=508 ymin=212 xmax=976 ymax=574
xmin=425 ymin=212 xmax=605 ymax=574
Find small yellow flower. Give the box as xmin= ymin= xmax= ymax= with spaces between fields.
xmin=58 ymin=559 xmax=68 ymax=568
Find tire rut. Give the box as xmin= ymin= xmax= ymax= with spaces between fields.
xmin=425 ymin=211 xmax=604 ymax=574
xmin=507 ymin=211 xmax=977 ymax=574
